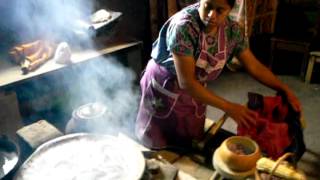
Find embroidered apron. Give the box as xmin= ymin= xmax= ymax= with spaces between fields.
xmin=136 ymin=25 xmax=227 ymax=149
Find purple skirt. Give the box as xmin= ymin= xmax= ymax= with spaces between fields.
xmin=135 ymin=60 xmax=206 ymax=149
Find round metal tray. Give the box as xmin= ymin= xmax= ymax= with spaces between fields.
xmin=0 ymin=136 xmax=19 ymax=179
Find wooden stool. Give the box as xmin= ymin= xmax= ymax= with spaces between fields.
xmin=270 ymin=37 xmax=310 ymax=77
xmin=305 ymin=51 xmax=320 ymax=83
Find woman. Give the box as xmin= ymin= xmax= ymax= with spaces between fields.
xmin=136 ymin=0 xmax=301 ymax=149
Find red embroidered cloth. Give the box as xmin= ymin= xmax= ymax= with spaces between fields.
xmin=238 ymin=95 xmax=292 ymax=159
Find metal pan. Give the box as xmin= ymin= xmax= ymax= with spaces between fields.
xmin=14 ymin=133 xmax=145 ymax=180
xmin=91 ymin=11 xmax=122 ymax=32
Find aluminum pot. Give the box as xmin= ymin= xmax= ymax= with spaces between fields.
xmin=14 ymin=133 xmax=145 ymax=180
xmin=65 ymin=102 xmax=116 ymax=134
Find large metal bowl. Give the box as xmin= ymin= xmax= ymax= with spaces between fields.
xmin=0 ymin=135 xmax=19 ymax=180
xmin=14 ymin=133 xmax=145 ymax=180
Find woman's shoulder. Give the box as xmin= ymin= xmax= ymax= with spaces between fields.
xmin=224 ymin=16 xmax=245 ymax=40
xmin=225 ymin=17 xmax=242 ymax=30
xmin=170 ymin=3 xmax=202 ymax=31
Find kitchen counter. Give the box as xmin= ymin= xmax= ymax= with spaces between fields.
xmin=0 ymin=40 xmax=143 ymax=89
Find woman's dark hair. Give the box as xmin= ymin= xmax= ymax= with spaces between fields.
xmin=198 ymin=0 xmax=236 ymax=8
xmin=227 ymin=0 xmax=236 ymax=8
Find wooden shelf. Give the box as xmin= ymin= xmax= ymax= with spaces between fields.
xmin=0 ymin=41 xmax=142 ymax=89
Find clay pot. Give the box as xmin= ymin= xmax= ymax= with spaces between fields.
xmin=217 ymin=136 xmax=261 ymax=172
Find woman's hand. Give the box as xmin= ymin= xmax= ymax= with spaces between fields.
xmin=225 ymin=103 xmax=258 ymax=129
xmin=238 ymin=49 xmax=302 ymax=113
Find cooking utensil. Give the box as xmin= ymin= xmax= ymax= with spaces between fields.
xmin=212 ymin=136 xmax=261 ymax=179
xmin=65 ymin=102 xmax=115 ymax=134
xmin=91 ymin=11 xmax=122 ymax=33
xmin=64 ymin=10 xmax=122 ymax=48
xmin=0 ymin=135 xmax=19 ymax=180
xmin=213 ymin=147 xmax=256 ymax=179
xmin=71 ymin=11 xmax=122 ymax=39
xmin=14 ymin=133 xmax=145 ymax=180
xmin=218 ymin=136 xmax=261 ymax=172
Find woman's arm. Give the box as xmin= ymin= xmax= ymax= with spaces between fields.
xmin=238 ymin=48 xmax=301 ymax=112
xmin=173 ymin=53 xmax=257 ymax=128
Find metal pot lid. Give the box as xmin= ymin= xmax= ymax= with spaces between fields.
xmin=14 ymin=133 xmax=145 ymax=180
xmin=75 ymin=102 xmax=107 ymax=120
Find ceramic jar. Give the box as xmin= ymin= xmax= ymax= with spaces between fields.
xmin=217 ymin=136 xmax=261 ymax=172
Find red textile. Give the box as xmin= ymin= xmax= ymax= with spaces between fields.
xmin=237 ymin=95 xmax=292 ymax=159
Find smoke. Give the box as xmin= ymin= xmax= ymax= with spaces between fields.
xmin=4 ymin=0 xmax=95 ymax=45
xmin=2 ymin=0 xmax=141 ymax=135
xmin=62 ymin=56 xmax=140 ymax=135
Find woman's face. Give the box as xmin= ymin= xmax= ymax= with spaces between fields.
xmin=198 ymin=0 xmax=232 ymax=33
